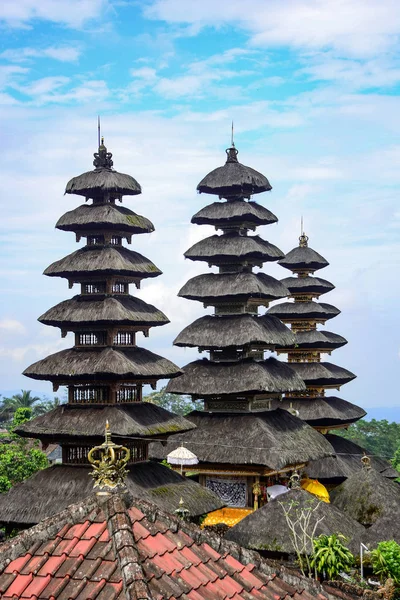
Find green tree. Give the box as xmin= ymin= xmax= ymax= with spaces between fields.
xmin=144 ymin=387 xmax=202 ymax=416
xmin=0 ymin=390 xmax=44 ymax=424
xmin=370 ymin=540 xmax=400 ymax=585
xmin=0 ymin=408 xmax=48 ymax=493
xmin=311 ymin=534 xmax=354 ymax=580
xmin=338 ymin=419 xmax=400 ymax=461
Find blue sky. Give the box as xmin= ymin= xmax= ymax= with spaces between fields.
xmin=0 ymin=0 xmax=399 ymax=417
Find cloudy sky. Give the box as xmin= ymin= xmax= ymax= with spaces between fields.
xmin=0 ymin=0 xmax=399 ymax=416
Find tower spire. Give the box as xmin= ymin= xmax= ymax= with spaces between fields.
xmin=97 ymin=115 xmax=101 ymax=149
xmin=231 ymin=121 xmax=235 ymax=147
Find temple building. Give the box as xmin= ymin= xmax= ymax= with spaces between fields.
xmin=151 ymin=142 xmax=333 ymax=508
xmin=267 ymin=232 xmax=397 ymax=485
xmin=0 ymin=137 xmax=222 ymax=530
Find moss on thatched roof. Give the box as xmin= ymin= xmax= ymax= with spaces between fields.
xmin=330 ymin=467 xmax=400 ymax=526
xmin=225 ymin=488 xmax=363 ymax=554
xmin=269 ymin=397 xmax=366 ymax=427
xmin=288 ymin=362 xmax=356 ymax=387
xmin=44 ymin=246 xmax=161 ymax=279
xmin=56 ymin=203 xmax=154 ymax=234
xmin=0 ymin=462 xmax=223 ymax=526
xmin=267 ymin=301 xmax=340 ymax=321
xmin=151 ymin=409 xmax=334 ymax=470
xmin=281 ymin=276 xmax=335 ymax=296
xmin=287 ymin=330 xmax=347 ymax=351
xmin=65 ymin=167 xmax=141 ymax=198
xmin=179 ymin=272 xmax=289 ymax=303
xmin=39 ymin=295 xmax=169 ymax=328
xmin=24 ymin=346 xmax=182 ymax=382
xmin=174 ymin=314 xmax=294 ymax=349
xmin=197 ymin=147 xmax=272 ymax=199
xmin=184 ymin=233 xmax=284 ymax=264
xmin=279 ymin=246 xmax=329 ymax=273
xmin=15 ymin=403 xmax=195 ymax=442
xmin=191 ymin=199 xmax=277 ymax=227
xmin=165 ymin=357 xmax=306 ymax=396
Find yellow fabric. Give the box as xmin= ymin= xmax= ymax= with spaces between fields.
xmin=301 ymin=478 xmax=330 ymax=503
xmin=201 ymin=507 xmax=253 ymax=528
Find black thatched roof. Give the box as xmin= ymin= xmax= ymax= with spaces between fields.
xmin=288 ymin=362 xmax=356 ymax=387
xmin=39 ymin=295 xmax=169 ymax=328
xmin=306 ymin=434 xmax=398 ymax=482
xmin=355 ymin=515 xmax=400 ymax=548
xmin=24 ymin=346 xmax=182 ymax=382
xmin=225 ymin=489 xmax=363 ymax=554
xmin=279 ymin=247 xmax=329 ymax=273
xmin=191 ymin=199 xmax=278 ymax=227
xmin=0 ymin=462 xmax=223 ymax=526
xmin=179 ymin=272 xmax=289 ymax=303
xmin=281 ymin=276 xmax=335 ymax=296
xmin=278 ymin=330 xmax=347 ymax=351
xmin=65 ymin=168 xmax=141 ymax=198
xmin=184 ymin=233 xmax=284 ymax=264
xmin=150 ymin=409 xmax=333 ymax=470
xmin=174 ymin=314 xmax=295 ymax=349
xmin=15 ymin=403 xmax=195 ymax=442
xmin=197 ymin=146 xmax=272 ymax=199
xmin=44 ymin=246 xmax=161 ymax=279
xmin=165 ymin=357 xmax=306 ymax=396
xmin=268 ymin=301 xmax=340 ymax=321
xmin=269 ymin=397 xmax=366 ymax=427
xmin=330 ymin=467 xmax=400 ymax=526
xmin=56 ymin=203 xmax=154 ymax=234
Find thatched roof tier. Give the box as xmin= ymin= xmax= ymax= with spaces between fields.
xmin=0 ymin=462 xmax=223 ymax=526
xmin=225 ymin=488 xmax=363 ymax=554
xmin=281 ymin=276 xmax=335 ymax=296
xmin=197 ymin=146 xmax=272 ymax=199
xmin=269 ymin=397 xmax=366 ymax=427
xmin=24 ymin=346 xmax=182 ymax=382
xmin=151 ymin=409 xmax=333 ymax=469
xmin=278 ymin=330 xmax=347 ymax=351
xmin=56 ymin=203 xmax=154 ymax=235
xmin=184 ymin=233 xmax=284 ymax=264
xmin=174 ymin=314 xmax=295 ymax=349
xmin=288 ymin=362 xmax=356 ymax=387
xmin=279 ymin=246 xmax=329 ymax=273
xmin=165 ymin=357 xmax=306 ymax=396
xmin=354 ymin=516 xmax=400 ymax=548
xmin=65 ymin=169 xmax=141 ymax=199
xmin=306 ymin=434 xmax=398 ymax=482
xmin=330 ymin=467 xmax=400 ymax=526
xmin=267 ymin=301 xmax=340 ymax=321
xmin=15 ymin=403 xmax=195 ymax=441
xmin=179 ymin=272 xmax=289 ymax=303
xmin=44 ymin=246 xmax=161 ymax=280
xmin=39 ymin=295 xmax=169 ymax=328
xmin=191 ymin=199 xmax=278 ymax=227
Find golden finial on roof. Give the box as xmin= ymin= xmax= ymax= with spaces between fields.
xmin=88 ymin=421 xmax=130 ymax=490
xmin=289 ymin=470 xmax=301 ymax=489
xmin=175 ymin=496 xmax=189 ymax=520
xmin=299 ymin=216 xmax=309 ymax=247
xmin=361 ymin=454 xmax=371 ymax=470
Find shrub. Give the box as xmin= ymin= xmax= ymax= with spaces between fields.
xmin=310 ymin=534 xmax=354 ymax=580
xmin=370 ymin=541 xmax=400 ymax=584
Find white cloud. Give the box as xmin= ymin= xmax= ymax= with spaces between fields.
xmin=0 ymin=319 xmax=26 ymax=334
xmin=1 ymin=46 xmax=81 ymax=63
xmin=0 ymin=0 xmax=106 ymax=29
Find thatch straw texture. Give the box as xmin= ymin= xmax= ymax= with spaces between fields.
xmin=197 ymin=155 xmax=272 ymax=198
xmin=65 ymin=168 xmax=141 ymax=198
xmin=355 ymin=515 xmax=400 ymax=548
xmin=269 ymin=397 xmax=366 ymax=427
xmin=44 ymin=246 xmax=161 ymax=279
xmin=288 ymin=330 xmax=347 ymax=350
xmin=191 ymin=200 xmax=277 ymax=226
xmin=174 ymin=314 xmax=295 ymax=349
xmin=16 ymin=403 xmax=195 ymax=441
xmin=24 ymin=346 xmax=182 ymax=381
xmin=268 ymin=302 xmax=340 ymax=321
xmin=39 ymin=295 xmax=169 ymax=328
xmin=179 ymin=272 xmax=289 ymax=302
xmin=306 ymin=434 xmax=398 ymax=482
xmin=225 ymin=488 xmax=363 ymax=554
xmin=150 ymin=409 xmax=333 ymax=469
xmin=184 ymin=234 xmax=284 ymax=264
xmin=279 ymin=247 xmax=329 ymax=272
xmin=288 ymin=362 xmax=356 ymax=387
xmin=166 ymin=357 xmax=306 ymax=396
xmin=330 ymin=468 xmax=400 ymax=525
xmin=56 ymin=203 xmax=154 ymax=234
xmin=0 ymin=462 xmax=223 ymax=526
xmin=281 ymin=276 xmax=335 ymax=296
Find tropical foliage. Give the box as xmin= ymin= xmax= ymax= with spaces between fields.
xmin=0 ymin=390 xmax=65 ymax=426
xmin=143 ymin=386 xmax=202 ymax=416
xmin=370 ymin=541 xmax=400 ymax=585
xmin=310 ymin=534 xmax=354 ymax=580
xmin=338 ymin=419 xmax=400 ymax=463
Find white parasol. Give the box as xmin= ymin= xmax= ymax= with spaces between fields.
xmin=266 ymin=484 xmax=289 ymax=500
xmin=167 ymin=444 xmax=198 ymax=474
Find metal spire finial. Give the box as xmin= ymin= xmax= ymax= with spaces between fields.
xmin=299 ymin=216 xmax=309 ymax=247
xmin=98 ymin=116 xmax=101 ymax=148
xmin=361 ymin=454 xmax=371 ymax=470
xmin=231 ymin=120 xmax=235 ymax=147
xmin=88 ymin=422 xmax=130 ymax=490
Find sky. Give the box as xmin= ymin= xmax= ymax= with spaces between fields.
xmin=0 ymin=0 xmax=399 ymax=418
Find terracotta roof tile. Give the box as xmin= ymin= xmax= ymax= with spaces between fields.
xmin=2 ymin=572 xmax=33 ymax=597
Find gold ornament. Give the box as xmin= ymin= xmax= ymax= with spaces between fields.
xmin=88 ymin=421 xmax=130 ymax=490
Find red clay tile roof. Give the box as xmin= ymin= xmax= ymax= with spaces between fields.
xmin=0 ymin=492 xmax=360 ymax=600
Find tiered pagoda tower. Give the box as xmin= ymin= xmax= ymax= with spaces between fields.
xmin=152 ymin=143 xmax=333 ymax=508
xmin=0 ymin=137 xmax=222 ymax=529
xmin=268 ymin=232 xmax=396 ymax=485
